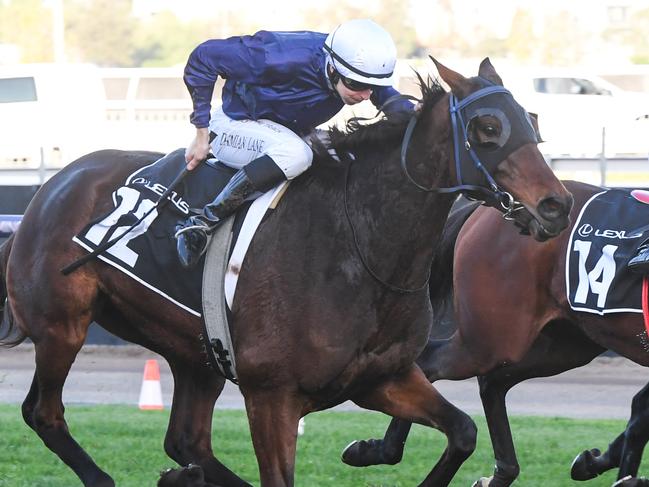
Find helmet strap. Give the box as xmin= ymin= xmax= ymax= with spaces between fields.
xmin=326 ymin=63 xmax=341 ymax=97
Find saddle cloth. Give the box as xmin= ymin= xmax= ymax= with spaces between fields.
xmin=566 ymin=188 xmax=649 ymax=315
xmin=72 ymin=148 xmax=283 ymax=317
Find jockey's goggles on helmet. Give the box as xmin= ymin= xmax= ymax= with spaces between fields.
xmin=340 ymin=75 xmax=375 ymax=92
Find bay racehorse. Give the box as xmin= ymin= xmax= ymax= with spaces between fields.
xmin=343 ymin=179 xmax=649 ymax=486
xmin=0 ymin=58 xmax=572 ymax=487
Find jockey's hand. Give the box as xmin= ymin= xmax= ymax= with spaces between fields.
xmin=185 ymin=128 xmax=210 ymax=170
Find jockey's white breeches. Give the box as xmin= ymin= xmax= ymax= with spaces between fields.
xmin=208 ymin=107 xmax=314 ymax=180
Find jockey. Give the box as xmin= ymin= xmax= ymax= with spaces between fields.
xmin=174 ymin=18 xmax=414 ymax=268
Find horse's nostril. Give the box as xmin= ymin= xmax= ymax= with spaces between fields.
xmin=539 ymin=196 xmax=570 ymax=220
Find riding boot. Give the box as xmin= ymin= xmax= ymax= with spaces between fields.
xmin=175 ymin=155 xmax=287 ymax=269
xmin=628 ymin=237 xmax=649 ymax=274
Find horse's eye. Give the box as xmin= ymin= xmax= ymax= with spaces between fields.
xmin=468 ymin=116 xmax=502 ymax=150
xmin=483 ymin=124 xmax=497 ymax=136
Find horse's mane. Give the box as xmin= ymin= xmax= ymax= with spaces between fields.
xmin=325 ymin=73 xmax=446 ymax=156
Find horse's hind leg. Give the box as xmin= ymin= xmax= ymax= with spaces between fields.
xmin=571 ymin=382 xmax=649 ymax=485
xmin=23 ymin=319 xmax=115 ymax=487
xmin=614 ymin=382 xmax=649 ymax=481
xmin=354 ymin=365 xmax=477 ymax=487
xmin=164 ymin=362 xmax=252 ymax=487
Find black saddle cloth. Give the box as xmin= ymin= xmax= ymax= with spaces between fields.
xmin=74 ymin=149 xmax=237 ymax=315
xmin=567 ymin=188 xmax=649 ymax=315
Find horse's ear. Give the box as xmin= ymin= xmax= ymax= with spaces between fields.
xmin=527 ymin=112 xmax=545 ymax=142
xmin=430 ymin=56 xmax=470 ymax=97
xmin=478 ymin=57 xmax=503 ymax=86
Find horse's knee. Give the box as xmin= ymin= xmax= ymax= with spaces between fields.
xmin=30 ymin=407 xmax=63 ymax=435
xmin=449 ymin=412 xmax=477 ymax=459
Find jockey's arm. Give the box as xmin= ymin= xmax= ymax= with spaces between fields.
xmin=183 ymin=35 xmax=269 ymax=167
xmin=185 ymin=128 xmax=210 ymax=170
xmin=370 ymin=85 xmax=415 ymax=114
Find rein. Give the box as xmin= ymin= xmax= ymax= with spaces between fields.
xmin=400 ymin=87 xmax=521 ymax=216
xmin=343 ymin=94 xmax=433 ymax=294
xmin=343 ymin=160 xmax=432 ymax=294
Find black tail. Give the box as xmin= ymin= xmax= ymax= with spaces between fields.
xmin=429 ymin=197 xmax=481 ymax=313
xmin=0 ymin=235 xmax=27 ymax=347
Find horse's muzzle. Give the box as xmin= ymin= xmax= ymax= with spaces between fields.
xmin=528 ymin=194 xmax=574 ymax=241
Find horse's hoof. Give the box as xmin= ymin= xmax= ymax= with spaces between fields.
xmin=341 ymin=439 xmax=389 ymax=467
xmin=612 ymin=476 xmax=649 ymax=487
xmin=158 ymin=463 xmax=209 ymax=487
xmin=571 ymin=448 xmax=602 ymax=480
xmin=471 ymin=477 xmax=492 ymax=487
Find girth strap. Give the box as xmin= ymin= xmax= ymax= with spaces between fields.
xmin=201 ymin=216 xmax=238 ymax=382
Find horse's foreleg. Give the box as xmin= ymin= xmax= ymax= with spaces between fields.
xmin=476 ymin=372 xmax=518 ymax=487
xmin=342 ymin=335 xmax=480 ymax=469
xmin=243 ymin=389 xmax=303 ymax=487
xmin=353 ymin=365 xmax=477 ymax=487
xmin=164 ymin=363 xmax=252 ymax=487
xmin=26 ymin=325 xmax=115 ymax=487
xmin=479 ymin=329 xmax=603 ymax=487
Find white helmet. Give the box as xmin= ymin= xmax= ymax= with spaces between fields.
xmin=324 ymin=19 xmax=396 ymax=87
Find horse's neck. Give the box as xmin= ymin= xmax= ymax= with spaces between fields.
xmin=344 ymin=141 xmax=455 ymax=289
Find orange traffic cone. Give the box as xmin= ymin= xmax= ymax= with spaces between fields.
xmin=138 ymin=359 xmax=163 ymax=410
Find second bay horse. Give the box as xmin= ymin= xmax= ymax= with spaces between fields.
xmin=343 ymin=180 xmax=649 ymax=486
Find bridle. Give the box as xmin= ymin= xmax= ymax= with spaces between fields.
xmin=345 ymin=82 xmax=537 ymax=293
xmin=399 ymin=85 xmax=525 ymax=218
